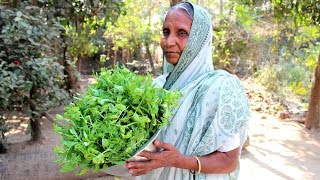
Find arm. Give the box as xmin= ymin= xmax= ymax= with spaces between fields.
xmin=126 ymin=140 xmax=239 ymax=176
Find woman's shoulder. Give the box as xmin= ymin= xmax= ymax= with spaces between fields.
xmin=196 ymin=70 xmax=246 ymax=99
xmin=153 ymin=73 xmax=169 ymax=88
xmin=205 ymin=70 xmax=243 ymax=87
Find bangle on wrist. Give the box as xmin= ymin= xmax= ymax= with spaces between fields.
xmin=189 ymin=155 xmax=201 ymax=175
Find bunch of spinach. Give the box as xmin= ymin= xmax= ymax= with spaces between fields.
xmin=53 ymin=67 xmax=182 ymax=175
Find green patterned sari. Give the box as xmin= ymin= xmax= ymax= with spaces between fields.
xmin=138 ymin=2 xmax=250 ymax=180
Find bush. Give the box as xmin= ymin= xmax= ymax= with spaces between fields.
xmin=0 ymin=3 xmax=69 ymax=145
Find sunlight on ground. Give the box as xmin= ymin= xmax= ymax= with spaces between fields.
xmin=79 ymin=75 xmax=97 ymax=92
xmin=4 ymin=114 xmax=30 ymax=143
xmin=239 ymin=111 xmax=320 ymax=180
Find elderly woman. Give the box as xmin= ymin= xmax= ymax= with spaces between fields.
xmin=126 ymin=2 xmax=250 ymax=180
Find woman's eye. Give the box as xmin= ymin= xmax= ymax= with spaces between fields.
xmin=178 ymin=31 xmax=187 ymax=37
xmin=162 ymin=29 xmax=169 ymax=36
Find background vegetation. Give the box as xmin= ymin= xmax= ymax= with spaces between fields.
xmin=0 ymin=0 xmax=319 ymax=153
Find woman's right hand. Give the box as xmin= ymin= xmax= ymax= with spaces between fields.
xmin=125 ymin=140 xmax=183 ymax=176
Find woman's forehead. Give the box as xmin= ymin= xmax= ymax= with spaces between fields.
xmin=163 ymin=10 xmax=192 ymax=30
xmin=165 ymin=9 xmax=192 ymax=21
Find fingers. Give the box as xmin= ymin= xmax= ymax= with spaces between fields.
xmin=153 ymin=140 xmax=174 ymax=150
xmin=126 ymin=161 xmax=147 ymax=169
xmin=128 ymin=167 xmax=149 ymax=176
xmin=128 ymin=165 xmax=150 ymax=176
xmin=130 ymin=169 xmax=149 ymax=176
xmin=126 ymin=161 xmax=152 ymax=176
xmin=138 ymin=150 xmax=154 ymax=159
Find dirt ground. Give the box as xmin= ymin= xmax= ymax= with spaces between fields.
xmin=239 ymin=111 xmax=320 ymax=180
xmin=1 ymin=77 xmax=320 ymax=180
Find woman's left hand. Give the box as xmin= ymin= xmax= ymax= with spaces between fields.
xmin=125 ymin=140 xmax=182 ymax=176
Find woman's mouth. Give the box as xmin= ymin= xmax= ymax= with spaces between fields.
xmin=165 ymin=52 xmax=179 ymax=57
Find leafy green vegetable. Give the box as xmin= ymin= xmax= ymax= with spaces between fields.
xmin=53 ymin=67 xmax=182 ymax=174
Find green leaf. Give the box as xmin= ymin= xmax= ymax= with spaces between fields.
xmin=92 ymin=154 xmax=104 ymax=164
xmin=115 ymin=104 xmax=126 ymax=111
xmin=60 ymin=162 xmax=76 ymax=173
xmin=53 ymin=145 xmax=61 ymax=153
xmin=134 ymin=88 xmax=144 ymax=96
xmin=77 ymin=168 xmax=88 ymax=175
xmin=102 ymin=139 xmax=109 ymax=148
xmin=56 ymin=114 xmax=63 ymax=120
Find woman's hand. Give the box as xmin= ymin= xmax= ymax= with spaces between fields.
xmin=125 ymin=140 xmax=182 ymax=176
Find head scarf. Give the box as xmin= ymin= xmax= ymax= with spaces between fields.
xmin=138 ymin=2 xmax=250 ymax=180
xmin=162 ymin=2 xmax=213 ymax=91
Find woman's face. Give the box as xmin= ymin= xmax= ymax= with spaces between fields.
xmin=160 ymin=9 xmax=192 ymax=65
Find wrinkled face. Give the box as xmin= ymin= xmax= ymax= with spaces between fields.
xmin=160 ymin=9 xmax=192 ymax=65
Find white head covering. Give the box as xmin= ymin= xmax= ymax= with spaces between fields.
xmin=162 ymin=2 xmax=213 ymax=90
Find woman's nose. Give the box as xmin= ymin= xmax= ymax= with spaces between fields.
xmin=166 ymin=35 xmax=176 ymax=47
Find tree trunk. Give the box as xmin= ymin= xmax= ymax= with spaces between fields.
xmin=52 ymin=3 xmax=79 ymax=94
xmin=0 ymin=116 xmax=8 ymax=153
xmin=30 ymin=113 xmax=42 ymax=141
xmin=76 ymin=55 xmax=82 ymax=72
xmin=170 ymin=0 xmax=182 ymax=7
xmin=219 ymin=0 xmax=223 ymax=15
xmin=122 ymin=48 xmax=127 ymax=67
xmin=11 ymin=0 xmax=21 ymax=7
xmin=113 ymin=50 xmax=117 ymax=68
xmin=61 ymin=30 xmax=79 ymax=94
xmin=126 ymin=48 xmax=131 ymax=63
xmin=305 ymin=53 xmax=320 ymax=129
xmin=29 ymin=86 xmax=43 ymax=141
xmin=63 ymin=60 xmax=80 ymax=93
xmin=122 ymin=47 xmax=131 ymax=68
xmin=31 ymin=0 xmax=37 ymax=6
xmin=146 ymin=44 xmax=157 ymax=75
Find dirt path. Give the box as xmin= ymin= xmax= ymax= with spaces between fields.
xmin=239 ymin=112 xmax=320 ymax=180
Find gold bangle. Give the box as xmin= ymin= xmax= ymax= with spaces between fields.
xmin=191 ymin=155 xmax=201 ymax=174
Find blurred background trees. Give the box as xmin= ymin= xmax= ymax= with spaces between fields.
xmin=0 ymin=0 xmax=319 ymax=153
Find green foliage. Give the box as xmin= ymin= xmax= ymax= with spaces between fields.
xmin=211 ymin=1 xmax=259 ymax=75
xmin=105 ymin=0 xmax=164 ymax=61
xmin=46 ymin=0 xmax=123 ymax=26
xmin=255 ymin=64 xmax=282 ymax=92
xmin=0 ymin=3 xmax=68 ymax=109
xmin=227 ymin=0 xmax=320 ymax=103
xmin=44 ymin=0 xmax=124 ymax=66
xmin=212 ymin=19 xmax=255 ymax=74
xmin=0 ymin=3 xmax=69 ymax=145
xmin=54 ymin=67 xmax=182 ymax=174
xmin=234 ymin=3 xmax=256 ymax=30
xmin=282 ymin=62 xmax=311 ymax=100
xmin=66 ymin=16 xmax=107 ymax=60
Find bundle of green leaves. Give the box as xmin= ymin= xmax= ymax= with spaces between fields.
xmin=53 ymin=67 xmax=182 ymax=174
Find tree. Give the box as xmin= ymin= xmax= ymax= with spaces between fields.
xmin=306 ymin=54 xmax=320 ymax=129
xmin=236 ymin=0 xmax=320 ymax=128
xmin=268 ymin=0 xmax=320 ymax=129
xmin=299 ymin=2 xmax=320 ymax=129
xmin=105 ymin=0 xmax=164 ymax=74
xmin=0 ymin=0 xmax=124 ymax=150
xmin=46 ymin=0 xmax=123 ymax=93
xmin=0 ymin=2 xmax=69 ymax=145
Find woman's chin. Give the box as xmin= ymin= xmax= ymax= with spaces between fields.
xmin=166 ymin=58 xmax=179 ymax=66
